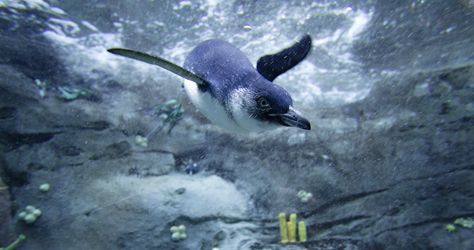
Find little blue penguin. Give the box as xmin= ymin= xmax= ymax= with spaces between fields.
xmin=108 ymin=35 xmax=312 ymax=133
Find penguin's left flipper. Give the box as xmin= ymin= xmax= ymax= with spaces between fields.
xmin=256 ymin=34 xmax=312 ymax=82
xmin=107 ymin=48 xmax=207 ymax=86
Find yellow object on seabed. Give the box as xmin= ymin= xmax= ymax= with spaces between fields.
xmin=288 ymin=213 xmax=297 ymax=242
xmin=278 ymin=213 xmax=289 ymax=243
xmin=298 ymin=221 xmax=307 ymax=242
xmin=278 ymin=213 xmax=308 ymax=244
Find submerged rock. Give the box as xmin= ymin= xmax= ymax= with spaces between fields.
xmin=0 ymin=179 xmax=14 ymax=246
xmin=40 ymin=174 xmax=250 ymax=249
xmin=0 ymin=1 xmax=472 ymax=249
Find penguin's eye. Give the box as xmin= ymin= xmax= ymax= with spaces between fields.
xmin=257 ymin=97 xmax=271 ymax=110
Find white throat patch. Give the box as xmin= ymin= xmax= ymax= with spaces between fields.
xmin=183 ymin=80 xmax=277 ymax=133
xmin=183 ymin=80 xmax=244 ymax=133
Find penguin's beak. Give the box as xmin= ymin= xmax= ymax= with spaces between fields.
xmin=272 ymin=107 xmax=311 ymax=130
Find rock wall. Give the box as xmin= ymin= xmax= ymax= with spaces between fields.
xmin=1 ymin=57 xmax=473 ymax=249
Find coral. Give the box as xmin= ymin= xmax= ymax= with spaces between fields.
xmin=18 ymin=205 xmax=41 ymax=224
xmin=278 ymin=213 xmax=289 ymax=243
xmin=446 ymin=224 xmax=456 ymax=233
xmin=39 ymin=183 xmax=50 ymax=192
xmin=57 ymin=86 xmax=94 ymax=101
xmin=279 ymin=213 xmax=308 ymax=244
xmin=134 ymin=135 xmax=148 ymax=147
xmin=297 ymin=190 xmax=313 ymax=203
xmin=184 ymin=159 xmax=199 ymax=175
xmin=298 ymin=221 xmax=307 ymax=242
xmin=170 ymin=224 xmax=187 ymax=241
xmin=0 ymin=234 xmax=26 ymax=250
xmin=146 ymin=99 xmax=185 ymax=137
xmin=288 ymin=213 xmax=297 ymax=243
xmin=444 ymin=217 xmax=473 ymax=233
xmin=454 ymin=217 xmax=474 ymax=228
xmin=34 ymin=79 xmax=47 ymax=98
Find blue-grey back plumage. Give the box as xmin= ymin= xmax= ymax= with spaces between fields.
xmin=184 ymin=39 xmax=256 ymax=103
xmin=184 ymin=39 xmax=293 ymax=115
xmin=107 ymin=35 xmax=312 ymax=133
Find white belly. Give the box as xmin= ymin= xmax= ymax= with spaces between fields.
xmin=183 ymin=80 xmax=244 ymax=133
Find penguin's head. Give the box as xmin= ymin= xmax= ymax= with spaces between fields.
xmin=227 ymin=76 xmax=311 ymax=133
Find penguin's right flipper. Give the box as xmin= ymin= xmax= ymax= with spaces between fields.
xmin=256 ymin=34 xmax=312 ymax=82
xmin=107 ymin=48 xmax=207 ymax=86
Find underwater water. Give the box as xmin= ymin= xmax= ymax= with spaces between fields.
xmin=0 ymin=0 xmax=473 ymax=249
